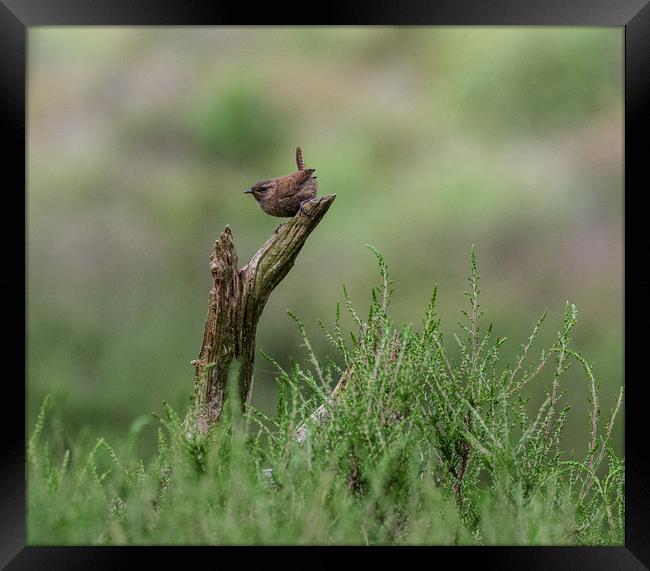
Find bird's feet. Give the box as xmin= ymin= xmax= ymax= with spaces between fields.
xmin=299 ymin=200 xmax=313 ymax=217
xmin=274 ymin=223 xmax=286 ymax=234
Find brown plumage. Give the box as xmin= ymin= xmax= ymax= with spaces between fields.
xmin=244 ymin=146 xmax=318 ymax=217
xmin=295 ymin=146 xmax=305 ymax=170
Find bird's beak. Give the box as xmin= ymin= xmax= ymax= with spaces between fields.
xmin=243 ymin=188 xmax=253 ymax=194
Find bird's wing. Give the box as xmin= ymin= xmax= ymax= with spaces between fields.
xmin=282 ymin=169 xmax=314 ymax=192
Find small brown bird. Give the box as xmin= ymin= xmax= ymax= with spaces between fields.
xmin=244 ymin=146 xmax=318 ymax=217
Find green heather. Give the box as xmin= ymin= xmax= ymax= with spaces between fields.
xmin=28 ymin=248 xmax=623 ymax=545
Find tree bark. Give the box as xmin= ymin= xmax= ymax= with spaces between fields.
xmin=192 ymin=194 xmax=336 ymax=432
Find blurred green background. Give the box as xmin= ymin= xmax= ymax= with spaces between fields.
xmin=27 ymin=27 xmax=623 ymax=458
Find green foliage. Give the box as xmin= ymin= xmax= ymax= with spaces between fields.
xmin=28 ymin=247 xmax=623 ymax=545
xmin=190 ymin=79 xmax=289 ymax=163
xmin=439 ymin=29 xmax=622 ymax=135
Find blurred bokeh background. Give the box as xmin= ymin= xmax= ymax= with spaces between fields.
xmin=28 ymin=27 xmax=623 ymax=458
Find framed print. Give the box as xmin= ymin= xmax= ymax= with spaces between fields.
xmin=2 ymin=0 xmax=648 ymax=568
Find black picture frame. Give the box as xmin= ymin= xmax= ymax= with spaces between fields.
xmin=3 ymin=1 xmax=648 ymax=568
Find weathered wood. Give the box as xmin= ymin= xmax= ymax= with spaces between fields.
xmin=295 ymin=365 xmax=352 ymax=444
xmin=193 ymin=194 xmax=336 ymax=432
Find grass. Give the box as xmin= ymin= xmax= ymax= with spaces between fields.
xmin=27 ymin=246 xmax=624 ymax=545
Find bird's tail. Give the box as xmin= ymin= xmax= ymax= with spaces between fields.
xmin=296 ymin=146 xmax=305 ymax=170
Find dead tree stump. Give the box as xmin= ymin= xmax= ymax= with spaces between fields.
xmin=192 ymin=194 xmax=336 ymax=433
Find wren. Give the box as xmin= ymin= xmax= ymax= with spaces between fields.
xmin=244 ymin=146 xmax=318 ymax=217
